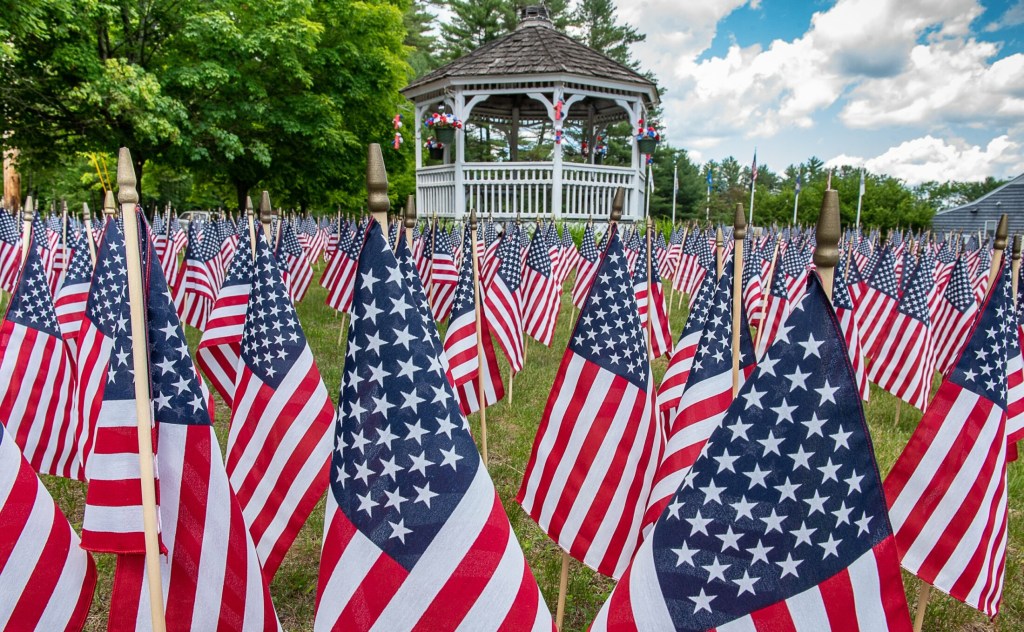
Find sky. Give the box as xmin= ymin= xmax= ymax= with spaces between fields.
xmin=613 ymin=0 xmax=1024 ymax=184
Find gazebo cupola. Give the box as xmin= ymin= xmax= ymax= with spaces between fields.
xmin=401 ymin=5 xmax=658 ymax=222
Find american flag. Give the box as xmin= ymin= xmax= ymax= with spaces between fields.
xmin=866 ymin=255 xmax=935 ymax=411
xmin=54 ymin=228 xmax=95 ymax=359
xmin=756 ymin=251 xmax=794 ymax=359
xmin=182 ymin=220 xmax=221 ymax=329
xmin=743 ymin=236 xmax=765 ymax=328
xmin=835 ymin=252 xmax=870 ymax=401
xmin=624 ymin=226 xmax=641 ymax=273
xmin=34 ymin=215 xmax=61 ymax=295
xmin=226 ymin=230 xmax=334 ymax=580
xmin=480 ymin=220 xmax=501 ymax=288
xmin=633 ymin=228 xmax=672 ymax=359
xmin=428 ymin=224 xmax=459 ymax=322
xmin=571 ymin=222 xmax=601 ymax=310
xmin=645 ymin=260 xmax=756 ymax=531
xmin=324 ymin=222 xmax=365 ymax=314
xmin=484 ymin=224 xmax=525 ymax=373
xmin=443 ymin=226 xmax=505 ymax=415
xmin=0 ymin=235 xmax=81 ymax=480
xmin=0 ymin=422 xmax=96 ymax=629
xmin=0 ymin=211 xmax=21 ymax=293
xmin=315 ymin=221 xmax=553 ymax=629
xmin=931 ymin=255 xmax=979 ymax=375
xmin=395 ymin=232 xmax=447 ymax=371
xmin=106 ymin=221 xmax=279 ymax=630
xmin=666 ymin=226 xmax=684 ymax=277
xmin=593 ymin=274 xmax=912 ymax=631
xmin=522 ymin=225 xmax=560 ymax=346
xmin=517 ymin=226 xmax=660 ymax=578
xmin=885 ymin=262 xmax=1019 ymax=617
xmin=276 ymin=221 xmax=313 ymax=303
xmin=857 ymin=246 xmax=900 ymax=357
xmin=196 ymin=221 xmax=254 ymax=407
xmin=657 ymin=268 xmax=718 ymax=423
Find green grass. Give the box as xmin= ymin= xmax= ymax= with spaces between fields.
xmin=42 ymin=266 xmax=1021 ymax=631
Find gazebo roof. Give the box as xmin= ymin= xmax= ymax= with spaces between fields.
xmin=402 ymin=7 xmax=657 ymax=99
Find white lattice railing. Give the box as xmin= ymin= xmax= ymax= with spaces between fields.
xmin=415 ymin=162 xmax=644 ymax=221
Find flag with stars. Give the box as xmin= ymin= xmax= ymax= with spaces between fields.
xmin=0 ymin=421 xmax=96 ymax=630
xmin=443 ymin=225 xmax=505 ymax=415
xmin=633 ymin=228 xmax=672 ymax=359
xmin=0 ymin=231 xmax=81 ymax=480
xmin=518 ymin=226 xmax=661 ymax=578
xmin=325 ymin=221 xmax=366 ymax=314
xmin=571 ymin=222 xmax=602 ymax=310
xmin=743 ymin=236 xmax=765 ymax=329
xmin=834 ymin=252 xmax=870 ymax=402
xmin=658 ymin=268 xmax=718 ymax=423
xmin=428 ymin=223 xmax=459 ymax=322
xmin=484 ymin=223 xmax=525 ymax=373
xmin=522 ymin=224 xmax=561 ymax=346
xmin=276 ymin=220 xmax=314 ymax=303
xmin=593 ymin=274 xmax=912 ymax=632
xmin=315 ymin=221 xmax=553 ymax=630
xmin=857 ymin=246 xmax=900 ymax=357
xmin=226 ymin=229 xmax=334 ymax=581
xmin=54 ymin=227 xmax=95 ymax=360
xmin=197 ymin=219 xmax=254 ymax=407
xmin=106 ymin=217 xmax=280 ymax=631
xmin=931 ymin=255 xmax=979 ymax=375
xmin=756 ymin=246 xmax=795 ymax=359
xmin=0 ymin=210 xmax=22 ymax=293
xmin=645 ymin=260 xmax=756 ymax=531
xmin=866 ymin=254 xmax=935 ymax=411
xmin=182 ymin=219 xmax=221 ymax=330
xmin=885 ymin=261 xmax=1019 ymax=617
xmin=673 ymin=229 xmax=707 ymax=296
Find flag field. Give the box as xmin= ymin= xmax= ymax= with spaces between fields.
xmin=36 ymin=264 xmax=1024 ymax=631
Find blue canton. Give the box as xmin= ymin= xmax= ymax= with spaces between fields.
xmin=496 ymin=225 xmax=523 ymax=293
xmin=866 ymin=247 xmax=899 ymax=299
xmin=690 ymin=261 xmax=755 ymax=384
xmin=652 ymin=275 xmax=891 ymax=630
xmin=569 ymin=228 xmax=648 ymax=389
xmin=579 ymin=224 xmax=599 ymax=264
xmin=950 ymin=263 xmax=1014 ymax=408
xmin=6 ymin=237 xmax=60 ymax=337
xmin=87 ymin=221 xmax=135 ymax=401
xmin=333 ymin=221 xmax=478 ymax=570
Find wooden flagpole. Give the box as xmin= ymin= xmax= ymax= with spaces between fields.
xmin=1012 ymin=235 xmax=1021 ymax=304
xmin=61 ymin=199 xmax=68 ymax=267
xmin=82 ymin=203 xmax=97 ymax=264
xmin=715 ymin=226 xmax=724 ymax=280
xmin=404 ymin=195 xmax=416 ymax=249
xmin=469 ymin=208 xmax=489 ymax=466
xmin=117 ymin=147 xmax=167 ymax=632
xmin=731 ymin=203 xmax=746 ymax=397
xmin=19 ymin=195 xmax=33 ymax=265
xmin=814 ymin=186 xmax=840 ymax=303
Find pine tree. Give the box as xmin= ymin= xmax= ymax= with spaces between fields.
xmin=571 ymin=0 xmax=645 ymax=69
xmin=405 ymin=0 xmax=441 ymax=78
xmin=435 ymin=0 xmax=516 ymax=61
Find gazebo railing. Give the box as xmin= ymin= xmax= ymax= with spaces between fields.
xmin=417 ymin=162 xmax=644 ymax=220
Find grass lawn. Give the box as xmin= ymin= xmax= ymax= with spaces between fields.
xmin=43 ymin=265 xmax=1021 ymax=631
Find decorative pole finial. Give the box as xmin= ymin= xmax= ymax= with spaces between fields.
xmin=82 ymin=202 xmax=91 ymax=221
xmin=23 ymin=195 xmax=34 ymax=222
xmin=734 ymin=202 xmax=747 ymax=241
xmin=611 ymin=187 xmax=624 ymax=224
xmin=469 ymin=207 xmax=477 ymax=231
xmin=259 ymin=191 xmax=273 ymax=241
xmin=367 ymin=143 xmax=390 ymax=226
xmin=103 ymin=190 xmax=117 ymax=216
xmin=117 ymin=147 xmax=139 ymax=205
xmin=404 ymin=195 xmax=417 ymax=229
xmin=994 ymin=213 xmax=1008 ymax=251
xmin=814 ymin=188 xmax=841 ymax=301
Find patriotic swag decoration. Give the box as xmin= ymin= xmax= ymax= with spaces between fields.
xmin=90 ymin=218 xmax=278 ymax=630
xmin=315 ymin=222 xmax=553 ymax=630
xmin=593 ymin=275 xmax=912 ymax=631
xmin=0 ymin=423 xmax=96 ymax=630
xmin=0 ymin=235 xmax=80 ymax=480
xmin=885 ymin=262 xmax=1021 ymax=617
xmin=226 ymin=230 xmax=333 ymax=580
xmin=518 ymin=226 xmax=660 ymax=579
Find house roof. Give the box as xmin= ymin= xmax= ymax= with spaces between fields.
xmin=402 ymin=10 xmax=656 ymax=97
xmin=932 ymin=173 xmax=1024 ymax=234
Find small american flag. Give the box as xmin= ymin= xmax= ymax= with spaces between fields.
xmin=518 ymin=226 xmax=660 ymax=578
xmin=0 ymin=211 xmax=22 ymax=293
xmin=428 ymin=224 xmax=459 ymax=322
xmin=324 ymin=222 xmax=366 ymax=314
xmin=571 ymin=222 xmax=601 ymax=309
xmin=226 ymin=230 xmax=334 ymax=580
xmin=196 ymin=221 xmax=254 ymax=407
xmin=885 ymin=262 xmax=1019 ymax=616
xmin=0 ymin=422 xmax=96 ymax=629
xmin=835 ymin=251 xmax=870 ymax=401
xmin=594 ymin=274 xmax=912 ymax=631
xmin=0 ymin=233 xmax=81 ymax=480
xmin=276 ymin=221 xmax=314 ymax=302
xmin=54 ymin=229 xmax=95 ymax=359
xmin=931 ymin=255 xmax=978 ymax=375
xmin=856 ymin=246 xmax=900 ymax=356
xmin=743 ymin=236 xmax=765 ymax=328
xmin=632 ymin=229 xmax=672 ymax=358
xmin=315 ymin=221 xmax=552 ymax=629
xmin=182 ymin=220 xmax=221 ymax=329
xmin=657 ymin=268 xmax=718 ymax=422
xmin=522 ymin=225 xmax=560 ymax=346
xmin=484 ymin=224 xmax=525 ymax=372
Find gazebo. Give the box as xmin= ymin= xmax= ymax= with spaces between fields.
xmin=401 ymin=6 xmax=659 ymax=222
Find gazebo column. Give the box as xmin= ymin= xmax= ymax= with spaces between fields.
xmin=453 ymin=90 xmax=466 ymax=221
xmin=510 ymin=102 xmax=520 ymax=162
xmin=616 ymin=97 xmax=645 ymax=221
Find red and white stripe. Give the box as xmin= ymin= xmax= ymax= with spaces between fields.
xmin=54 ymin=278 xmax=90 ymax=360
xmin=483 ymin=277 xmax=524 ymax=374
xmin=572 ymin=255 xmax=600 ymax=309
xmin=107 ymin=423 xmax=280 ymax=631
xmin=0 ymin=428 xmax=96 ymax=630
xmin=429 ymin=253 xmax=458 ymax=322
xmin=522 ymin=266 xmax=559 ymax=346
xmin=0 ymin=321 xmax=80 ymax=480
xmin=315 ymin=465 xmax=552 ymax=631
xmin=517 ymin=353 xmax=659 ymax=578
xmin=592 ymin=534 xmax=910 ymax=631
xmin=197 ymin=278 xmax=251 ymax=408
xmin=226 ymin=345 xmax=333 ymax=580
xmin=867 ymin=310 xmax=934 ymax=411
xmin=836 ymin=304 xmax=870 ymax=402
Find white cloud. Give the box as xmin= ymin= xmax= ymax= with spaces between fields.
xmin=825 ymin=134 xmax=1024 ymax=184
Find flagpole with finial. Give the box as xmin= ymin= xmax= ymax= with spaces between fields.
xmin=367 ymin=142 xmax=391 ymax=221
xmin=715 ymin=225 xmax=724 ymax=279
xmin=469 ymin=208 xmax=489 ymax=466
xmin=988 ymin=214 xmax=1008 ymax=290
xmin=814 ymin=185 xmax=841 ymax=303
xmin=82 ymin=203 xmax=97 ymax=264
xmin=645 ymin=208 xmax=654 ymax=362
xmin=404 ymin=195 xmax=416 ymax=249
xmin=731 ymin=202 xmax=746 ymax=397
xmin=245 ymin=195 xmax=256 ymax=259
xmin=1011 ymin=235 xmax=1020 ymax=304
xmin=19 ymin=194 xmax=34 ymax=266
xmin=118 ymin=147 xmax=167 ymax=632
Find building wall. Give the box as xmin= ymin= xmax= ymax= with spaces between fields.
xmin=931 ymin=175 xmax=1024 ymax=236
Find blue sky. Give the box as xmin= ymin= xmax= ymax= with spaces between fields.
xmin=615 ymin=0 xmax=1024 ymax=183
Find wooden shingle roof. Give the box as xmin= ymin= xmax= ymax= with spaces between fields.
xmin=403 ymin=16 xmax=655 ymax=94
xmin=932 ymin=173 xmax=1024 ymax=234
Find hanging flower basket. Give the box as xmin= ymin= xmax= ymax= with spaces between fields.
xmin=594 ymin=153 xmax=604 ymax=165
xmin=637 ymin=137 xmax=658 ymax=154
xmin=436 ymin=126 xmax=457 ymax=144
xmin=429 ymin=146 xmax=445 ymax=160
xmin=636 ymin=120 xmax=661 ymax=155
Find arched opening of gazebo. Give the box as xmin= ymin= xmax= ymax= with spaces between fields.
xmin=401 ymin=5 xmax=658 ymax=222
